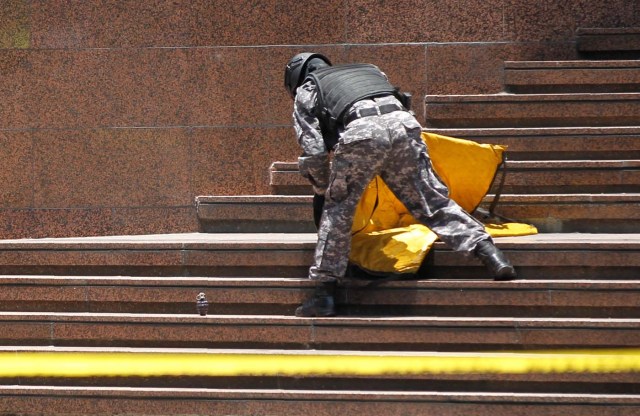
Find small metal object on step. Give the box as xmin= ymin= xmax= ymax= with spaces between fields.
xmin=196 ymin=292 xmax=209 ymax=316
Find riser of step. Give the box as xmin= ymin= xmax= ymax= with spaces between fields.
xmin=197 ymin=195 xmax=316 ymax=233
xmin=197 ymin=195 xmax=640 ymax=234
xmin=424 ymin=93 xmax=640 ymax=128
xmin=2 ymin=277 xmax=640 ymax=318
xmin=2 ymin=313 xmax=640 ymax=351
xmin=0 ymin=233 xmax=314 ymax=278
xmin=269 ymin=160 xmax=640 ymax=194
xmin=429 ymin=246 xmax=640 ymax=279
xmin=484 ymin=194 xmax=640 ymax=233
xmin=494 ymin=160 xmax=640 ymax=194
xmin=425 ymin=127 xmax=640 ymax=161
xmin=577 ymin=27 xmax=640 ymax=58
xmin=3 ymin=386 xmax=640 ymax=416
xmin=504 ymin=60 xmax=640 ymax=93
xmin=5 ymin=374 xmax=639 ymax=394
xmin=0 ymin=234 xmax=638 ymax=279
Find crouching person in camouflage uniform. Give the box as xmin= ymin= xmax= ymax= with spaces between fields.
xmin=284 ymin=52 xmax=517 ymax=317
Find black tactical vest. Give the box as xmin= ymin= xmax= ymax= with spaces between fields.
xmin=305 ymin=63 xmax=398 ymax=149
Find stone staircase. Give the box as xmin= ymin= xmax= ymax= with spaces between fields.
xmin=0 ymin=233 xmax=639 ymax=414
xmin=2 ymin=29 xmax=640 ymax=415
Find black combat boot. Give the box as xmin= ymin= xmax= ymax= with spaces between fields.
xmin=295 ymin=281 xmax=337 ymax=317
xmin=474 ymin=240 xmax=517 ymax=281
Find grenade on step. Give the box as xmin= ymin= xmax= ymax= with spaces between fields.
xmin=196 ymin=292 xmax=209 ymax=316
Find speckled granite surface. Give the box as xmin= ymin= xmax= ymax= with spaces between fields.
xmin=0 ymin=0 xmax=638 ymax=237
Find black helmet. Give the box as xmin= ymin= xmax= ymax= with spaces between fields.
xmin=284 ymin=52 xmax=331 ymax=98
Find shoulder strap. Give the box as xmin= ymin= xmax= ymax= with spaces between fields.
xmin=475 ymin=154 xmax=519 ymax=223
xmin=488 ymin=154 xmax=507 ymax=217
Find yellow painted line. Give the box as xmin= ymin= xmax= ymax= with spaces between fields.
xmin=2 ymin=349 xmax=640 ymax=377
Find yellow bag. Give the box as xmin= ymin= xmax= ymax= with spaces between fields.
xmin=349 ymin=132 xmax=537 ymax=275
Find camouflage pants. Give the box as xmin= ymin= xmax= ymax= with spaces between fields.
xmin=309 ymin=108 xmax=491 ymax=282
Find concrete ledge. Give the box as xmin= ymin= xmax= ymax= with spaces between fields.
xmin=424 ymin=93 xmax=640 ymax=128
xmin=504 ymin=60 xmax=640 ymax=93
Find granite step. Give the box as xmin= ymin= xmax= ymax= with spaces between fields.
xmin=424 ymin=126 xmax=640 ymax=161
xmin=522 ymin=162 xmax=640 ymax=194
xmin=197 ymin=194 xmax=640 ymax=234
xmin=0 ymin=347 xmax=638 ymax=395
xmin=2 ymin=385 xmax=640 ymax=416
xmin=5 ymin=369 xmax=639 ymax=395
xmin=424 ymin=93 xmax=640 ymax=129
xmin=198 ymin=195 xmax=316 ymax=232
xmin=0 ymin=232 xmax=314 ymax=278
xmin=2 ymin=276 xmax=640 ymax=319
xmin=0 ymin=233 xmax=637 ymax=280
xmin=504 ymin=60 xmax=640 ymax=94
xmin=483 ymin=193 xmax=640 ymax=233
xmin=268 ymin=160 xmax=640 ymax=195
xmin=268 ymin=164 xmax=312 ymax=195
xmin=2 ymin=311 xmax=640 ymax=351
xmin=577 ymin=27 xmax=640 ymax=59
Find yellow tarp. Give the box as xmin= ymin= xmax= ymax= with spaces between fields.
xmin=349 ymin=132 xmax=537 ymax=275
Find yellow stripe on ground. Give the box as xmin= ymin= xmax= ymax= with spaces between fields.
xmin=2 ymin=349 xmax=640 ymax=377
